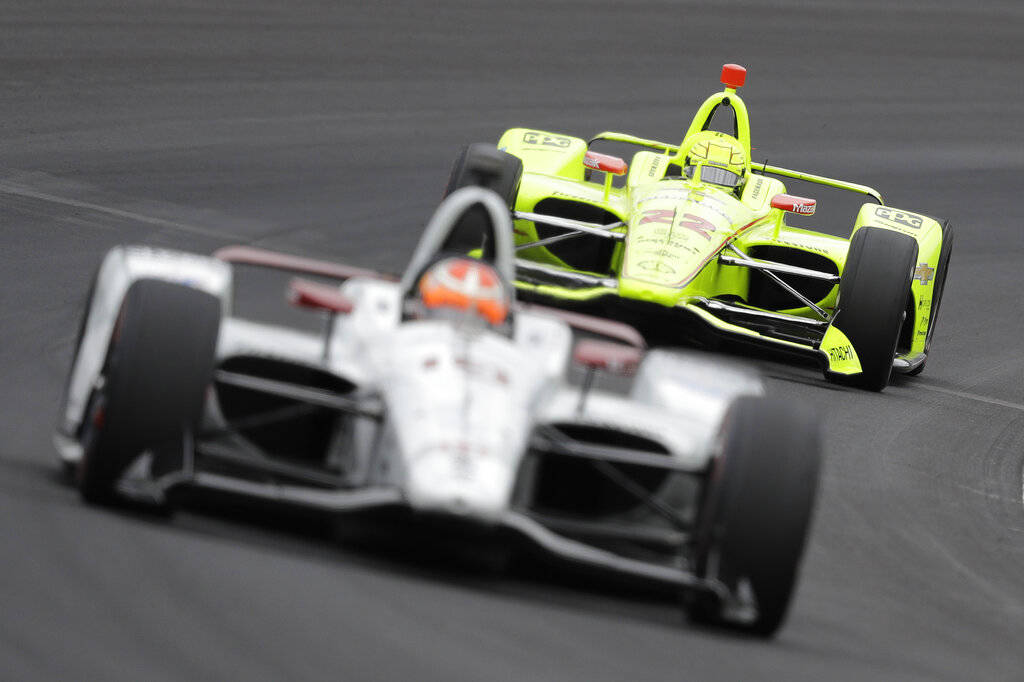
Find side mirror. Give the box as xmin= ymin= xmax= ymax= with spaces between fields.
xmin=288 ymin=278 xmax=354 ymax=314
xmin=770 ymin=193 xmax=816 ymax=216
xmin=573 ymin=338 xmax=642 ymax=376
xmin=583 ymin=151 xmax=628 ymax=176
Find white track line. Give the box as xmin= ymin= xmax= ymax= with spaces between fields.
xmin=914 ymin=383 xmax=1024 ymax=413
xmin=11 ymin=177 xmax=1024 ymax=505
xmin=0 ymin=181 xmax=243 ymax=240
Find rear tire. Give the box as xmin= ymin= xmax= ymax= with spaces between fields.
xmin=77 ymin=279 xmax=221 ymax=505
xmin=445 ymin=143 xmax=523 ymax=206
xmin=442 ymin=144 xmax=523 ymax=255
xmin=689 ymin=396 xmax=822 ymax=637
xmin=826 ymin=227 xmax=918 ymax=391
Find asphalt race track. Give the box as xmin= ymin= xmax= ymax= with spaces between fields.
xmin=2 ymin=1 xmax=1023 ymax=679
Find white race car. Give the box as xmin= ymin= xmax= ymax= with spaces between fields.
xmin=55 ymin=173 xmax=821 ymax=636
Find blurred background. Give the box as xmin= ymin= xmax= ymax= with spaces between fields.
xmin=0 ymin=1 xmax=1022 ymax=679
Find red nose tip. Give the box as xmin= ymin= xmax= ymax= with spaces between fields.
xmin=721 ymin=64 xmax=746 ymax=89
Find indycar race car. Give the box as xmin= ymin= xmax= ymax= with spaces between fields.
xmin=55 ymin=185 xmax=821 ymax=636
xmin=449 ymin=64 xmax=953 ymax=391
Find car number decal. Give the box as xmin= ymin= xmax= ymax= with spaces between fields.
xmin=522 ymin=132 xmax=571 ymax=148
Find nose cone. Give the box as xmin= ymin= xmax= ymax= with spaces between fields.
xmin=405 ymin=448 xmax=516 ymax=523
xmin=618 ymin=276 xmax=692 ymax=304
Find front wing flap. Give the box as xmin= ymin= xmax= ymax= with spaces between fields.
xmin=513 ymin=269 xmax=845 ymax=368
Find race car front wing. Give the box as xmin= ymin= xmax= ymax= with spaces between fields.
xmin=102 ymin=367 xmax=731 ymax=602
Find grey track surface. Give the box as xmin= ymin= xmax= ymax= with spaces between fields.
xmin=2 ymin=1 xmax=1023 ymax=679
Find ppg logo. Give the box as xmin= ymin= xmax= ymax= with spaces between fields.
xmin=522 ymin=132 xmax=571 ymax=148
xmin=875 ymin=207 xmax=924 ymax=229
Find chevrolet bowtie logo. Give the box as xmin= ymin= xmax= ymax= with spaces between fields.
xmin=914 ymin=262 xmax=935 ymax=285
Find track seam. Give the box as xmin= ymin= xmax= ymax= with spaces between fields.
xmin=913 ymin=384 xmax=1024 ymax=413
xmin=0 ymin=181 xmax=246 ymax=240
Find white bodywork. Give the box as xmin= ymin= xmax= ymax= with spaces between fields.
xmin=205 ymin=272 xmax=762 ymax=524
xmin=56 ymin=187 xmax=764 ymax=576
xmin=56 ymin=246 xmax=232 ymax=461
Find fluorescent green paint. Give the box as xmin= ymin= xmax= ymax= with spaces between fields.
xmin=490 ymin=76 xmax=947 ymax=380
xmin=819 ymin=325 xmax=862 ymax=375
xmin=851 ymin=204 xmax=946 ymax=358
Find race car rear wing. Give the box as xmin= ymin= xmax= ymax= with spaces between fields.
xmin=214 ymin=245 xmax=396 ymax=282
xmin=587 ymin=131 xmax=884 ymax=204
xmin=216 ymin=245 xmax=644 ymax=349
xmin=519 ymin=301 xmax=646 ymax=349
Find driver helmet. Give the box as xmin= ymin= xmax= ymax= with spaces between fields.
xmin=683 ymin=130 xmax=747 ymax=190
xmin=417 ymin=256 xmax=509 ymax=326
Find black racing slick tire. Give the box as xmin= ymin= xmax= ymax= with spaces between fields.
xmin=689 ymin=396 xmax=822 ymax=638
xmin=906 ymin=219 xmax=954 ymax=376
xmin=826 ymin=227 xmax=918 ymax=391
xmin=77 ymin=279 xmax=221 ymax=505
xmin=445 ymin=143 xmax=523 ymax=207
xmin=442 ymin=144 xmax=523 ymax=255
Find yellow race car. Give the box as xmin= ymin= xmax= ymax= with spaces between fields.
xmin=448 ymin=64 xmax=953 ymax=390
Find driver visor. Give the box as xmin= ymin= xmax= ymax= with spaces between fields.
xmin=685 ymin=164 xmax=743 ymax=188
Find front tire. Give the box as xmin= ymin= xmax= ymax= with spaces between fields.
xmin=826 ymin=227 xmax=918 ymax=391
xmin=77 ymin=279 xmax=221 ymax=505
xmin=690 ymin=396 xmax=822 ymax=637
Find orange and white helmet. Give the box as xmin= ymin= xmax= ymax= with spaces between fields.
xmin=417 ymin=257 xmax=509 ymax=326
